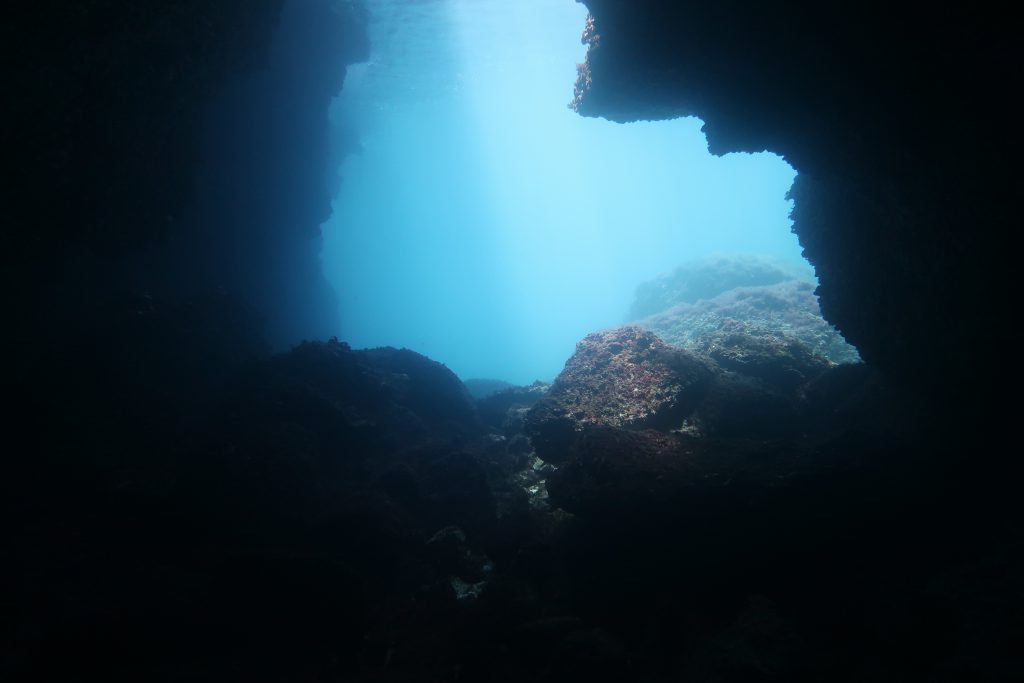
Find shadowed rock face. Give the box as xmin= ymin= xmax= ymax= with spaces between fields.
xmin=574 ymin=0 xmax=1012 ymax=398
xmin=703 ymin=327 xmax=832 ymax=390
xmin=6 ymin=0 xmax=370 ymax=369
xmin=628 ymin=255 xmax=801 ymax=320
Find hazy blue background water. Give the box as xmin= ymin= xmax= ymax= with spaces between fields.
xmin=321 ymin=0 xmax=804 ymax=384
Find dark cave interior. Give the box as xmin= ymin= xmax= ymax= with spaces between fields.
xmin=3 ymin=1 xmax=1019 ymax=681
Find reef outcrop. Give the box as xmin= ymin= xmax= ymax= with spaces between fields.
xmin=628 ymin=254 xmax=803 ymax=320
xmin=637 ymin=278 xmax=860 ymax=365
xmin=525 ymin=327 xmax=714 ymax=462
xmin=525 ymin=324 xmax=833 ymax=452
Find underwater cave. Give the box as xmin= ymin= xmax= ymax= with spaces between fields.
xmin=5 ymin=1 xmax=1019 ymax=681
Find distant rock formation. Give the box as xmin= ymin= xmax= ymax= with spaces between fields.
xmin=628 ymin=254 xmax=805 ymax=320
xmin=637 ymin=278 xmax=860 ymax=365
xmin=627 ymin=255 xmax=859 ymax=365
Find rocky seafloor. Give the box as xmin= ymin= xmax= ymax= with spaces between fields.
xmin=9 ymin=317 xmax=1019 ymax=682
xmin=628 ymin=255 xmax=860 ymax=366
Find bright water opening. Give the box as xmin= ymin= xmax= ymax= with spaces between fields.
xmin=322 ymin=0 xmax=806 ymax=384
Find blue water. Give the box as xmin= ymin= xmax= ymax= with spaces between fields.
xmin=322 ymin=0 xmax=802 ymax=385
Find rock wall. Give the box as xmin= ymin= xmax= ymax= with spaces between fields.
xmin=5 ymin=8 xmax=372 ymax=672
xmin=574 ymin=0 xmax=1013 ymax=396
xmin=129 ymin=0 xmax=369 ymax=347
xmin=6 ymin=0 xmax=284 ymax=262
xmin=6 ymin=0 xmax=368 ymax=374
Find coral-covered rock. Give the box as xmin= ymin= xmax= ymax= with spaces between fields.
xmin=700 ymin=324 xmax=832 ymax=391
xmin=629 ymin=254 xmax=805 ymax=320
xmin=525 ymin=327 xmax=713 ymax=463
xmin=525 ymin=325 xmax=878 ymax=519
xmin=637 ymin=279 xmax=859 ymax=365
xmin=525 ymin=324 xmax=827 ymax=462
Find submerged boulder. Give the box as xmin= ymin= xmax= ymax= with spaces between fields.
xmin=524 ymin=324 xmax=855 ymax=515
xmin=524 ymin=326 xmax=713 ymax=463
xmin=524 ymin=324 xmax=834 ymax=465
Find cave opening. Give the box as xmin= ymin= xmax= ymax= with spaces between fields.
xmin=321 ymin=0 xmax=843 ymax=385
